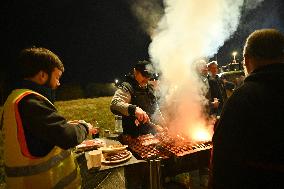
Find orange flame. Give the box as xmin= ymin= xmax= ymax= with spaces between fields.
xmin=192 ymin=128 xmax=212 ymax=142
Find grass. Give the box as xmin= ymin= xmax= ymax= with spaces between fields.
xmin=0 ymin=96 xmax=115 ymax=185
xmin=55 ymin=97 xmax=115 ymax=131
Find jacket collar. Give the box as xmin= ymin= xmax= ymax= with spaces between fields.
xmin=18 ymin=80 xmax=56 ymax=103
xmin=245 ymin=63 xmax=284 ymax=83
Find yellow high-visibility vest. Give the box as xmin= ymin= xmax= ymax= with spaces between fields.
xmin=2 ymin=89 xmax=81 ymax=189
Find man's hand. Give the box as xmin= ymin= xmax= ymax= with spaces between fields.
xmin=68 ymin=120 xmax=94 ymax=134
xmin=67 ymin=120 xmax=80 ymax=125
xmin=155 ymin=124 xmax=164 ymax=132
xmin=211 ymin=98 xmax=219 ymax=109
xmin=135 ymin=107 xmax=150 ymax=124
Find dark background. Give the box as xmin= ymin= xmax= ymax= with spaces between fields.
xmin=1 ymin=0 xmax=283 ymax=100
xmin=1 ymin=0 xmax=151 ymax=84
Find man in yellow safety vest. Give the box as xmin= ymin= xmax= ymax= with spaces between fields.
xmin=1 ymin=47 xmax=93 ymax=189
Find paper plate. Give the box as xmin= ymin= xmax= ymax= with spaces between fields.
xmin=102 ymin=151 xmax=132 ymax=164
xmin=98 ymin=145 xmax=128 ymax=153
xmin=75 ymin=139 xmax=105 ymax=152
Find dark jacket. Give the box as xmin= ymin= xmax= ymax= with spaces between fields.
xmin=121 ymin=75 xmax=157 ymax=136
xmin=18 ymin=80 xmax=89 ymax=157
xmin=208 ymin=75 xmax=235 ymax=115
xmin=211 ymin=63 xmax=284 ymax=189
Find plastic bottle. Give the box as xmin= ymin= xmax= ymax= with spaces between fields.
xmin=114 ymin=115 xmax=123 ymax=134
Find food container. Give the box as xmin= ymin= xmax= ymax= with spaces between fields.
xmin=85 ymin=150 xmax=102 ymax=169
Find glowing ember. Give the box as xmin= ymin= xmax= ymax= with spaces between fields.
xmin=192 ymin=128 xmax=211 ymax=142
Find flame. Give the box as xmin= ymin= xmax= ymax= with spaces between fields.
xmin=192 ymin=128 xmax=212 ymax=142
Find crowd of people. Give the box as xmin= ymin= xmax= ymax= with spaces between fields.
xmin=1 ymin=28 xmax=284 ymax=189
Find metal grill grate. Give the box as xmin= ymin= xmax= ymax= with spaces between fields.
xmin=122 ymin=133 xmax=212 ymax=160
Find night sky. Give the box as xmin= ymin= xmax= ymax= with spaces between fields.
xmin=218 ymin=0 xmax=284 ymax=64
xmin=1 ymin=0 xmax=151 ymax=84
xmin=1 ymin=0 xmax=284 ymax=85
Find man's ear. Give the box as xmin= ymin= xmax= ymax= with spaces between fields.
xmin=243 ymin=54 xmax=250 ymax=67
xmin=38 ymin=70 xmax=48 ymax=83
xmin=243 ymin=54 xmax=254 ymax=74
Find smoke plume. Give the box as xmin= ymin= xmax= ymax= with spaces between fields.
xmin=129 ymin=0 xmax=164 ymax=37
xmin=148 ymin=0 xmax=263 ymax=140
xmin=147 ymin=0 xmax=244 ymax=139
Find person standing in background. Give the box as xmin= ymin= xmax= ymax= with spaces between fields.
xmin=1 ymin=47 xmax=93 ymax=189
xmin=195 ymin=59 xmax=220 ymax=118
xmin=207 ymin=61 xmax=235 ymax=116
xmin=210 ymin=28 xmax=284 ymax=189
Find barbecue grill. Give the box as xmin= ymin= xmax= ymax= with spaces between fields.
xmin=121 ymin=131 xmax=212 ymax=180
xmin=122 ymin=132 xmax=212 ymax=160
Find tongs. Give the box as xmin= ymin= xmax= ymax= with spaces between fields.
xmin=135 ymin=118 xmax=167 ymax=132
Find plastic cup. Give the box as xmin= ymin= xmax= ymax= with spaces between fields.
xmin=86 ymin=150 xmax=102 ymax=169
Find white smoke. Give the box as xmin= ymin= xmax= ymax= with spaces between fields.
xmin=129 ymin=0 xmax=265 ymax=140
xmin=129 ymin=0 xmax=164 ymax=36
xmin=149 ymin=0 xmax=246 ymax=140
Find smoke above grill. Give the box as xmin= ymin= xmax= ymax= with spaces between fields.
xmin=129 ymin=0 xmax=264 ymax=140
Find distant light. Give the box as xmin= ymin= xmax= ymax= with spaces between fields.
xmin=114 ymin=79 xmax=119 ymax=84
xmin=232 ymin=51 xmax=238 ymax=62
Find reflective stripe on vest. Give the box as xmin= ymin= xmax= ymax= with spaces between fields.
xmin=53 ymin=168 xmax=78 ymax=189
xmin=3 ymin=89 xmax=81 ymax=188
xmin=14 ymin=91 xmax=40 ymax=159
xmin=5 ymin=150 xmax=71 ymax=177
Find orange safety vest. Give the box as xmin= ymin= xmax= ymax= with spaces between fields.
xmin=2 ymin=89 xmax=81 ymax=189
